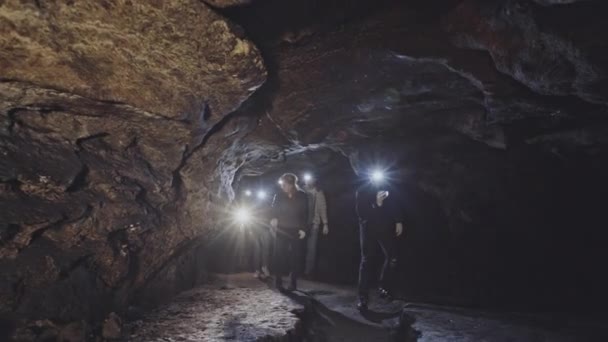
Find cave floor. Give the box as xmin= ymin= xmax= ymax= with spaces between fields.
xmin=125 ymin=274 xmax=303 ymax=341
xmin=125 ymin=274 xmax=603 ymax=341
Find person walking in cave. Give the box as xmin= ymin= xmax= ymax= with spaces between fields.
xmin=248 ymin=193 xmax=272 ymax=280
xmin=355 ymin=177 xmax=404 ymax=311
xmin=269 ymin=173 xmax=309 ymax=291
xmin=303 ymin=178 xmax=329 ymax=278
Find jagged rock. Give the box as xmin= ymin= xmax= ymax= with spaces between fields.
xmin=58 ymin=320 xmax=87 ymax=342
xmin=102 ymin=312 xmax=122 ymax=340
xmin=9 ymin=319 xmax=60 ymax=342
xmin=445 ymin=0 xmax=608 ymax=104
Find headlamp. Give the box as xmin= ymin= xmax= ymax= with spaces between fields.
xmin=303 ymin=173 xmax=313 ymax=182
xmin=371 ymin=170 xmax=385 ymax=183
xmin=234 ymin=207 xmax=251 ymax=225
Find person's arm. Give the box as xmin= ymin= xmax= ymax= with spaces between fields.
xmin=270 ymin=193 xmax=279 ymax=228
xmin=318 ymin=191 xmax=328 ymax=225
xmin=390 ymin=192 xmax=405 ymax=236
xmin=300 ymin=192 xmax=310 ymax=233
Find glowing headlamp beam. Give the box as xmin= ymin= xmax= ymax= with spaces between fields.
xmin=371 ymin=170 xmax=385 ymax=183
xmin=303 ymin=173 xmax=312 ymax=182
xmin=234 ymin=207 xmax=252 ymax=224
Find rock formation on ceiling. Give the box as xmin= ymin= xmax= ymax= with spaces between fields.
xmin=2 ymin=0 xmax=608 ymax=338
xmin=230 ymin=0 xmax=608 ymax=178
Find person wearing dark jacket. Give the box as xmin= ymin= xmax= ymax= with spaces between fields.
xmin=355 ymin=181 xmax=404 ymax=310
xmin=270 ymin=173 xmax=309 ymax=291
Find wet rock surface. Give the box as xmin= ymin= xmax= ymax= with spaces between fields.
xmin=125 ymin=274 xmax=303 ymax=341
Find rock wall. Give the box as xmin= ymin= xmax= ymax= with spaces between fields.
xmin=0 ymin=0 xmax=265 ymax=337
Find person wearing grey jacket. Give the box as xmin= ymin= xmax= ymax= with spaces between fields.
xmin=304 ymin=179 xmax=329 ymax=277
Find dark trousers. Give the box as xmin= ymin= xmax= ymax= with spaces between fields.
xmin=251 ymin=226 xmax=271 ymax=271
xmin=272 ymin=232 xmax=304 ymax=286
xmin=358 ymin=226 xmax=397 ymax=298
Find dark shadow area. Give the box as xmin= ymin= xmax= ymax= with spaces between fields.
xmin=279 ymin=289 xmax=397 ymax=341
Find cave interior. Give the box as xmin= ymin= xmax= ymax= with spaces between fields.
xmin=1 ymin=0 xmax=608 ymax=340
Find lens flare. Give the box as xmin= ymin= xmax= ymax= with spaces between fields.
xmin=234 ymin=207 xmax=251 ymax=224
xmin=303 ymin=173 xmax=312 ymax=182
xmin=257 ymin=190 xmax=267 ymax=199
xmin=244 ymin=190 xmax=252 ymax=196
xmin=371 ymin=170 xmax=385 ymax=183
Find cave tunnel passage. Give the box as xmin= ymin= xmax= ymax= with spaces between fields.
xmin=208 ymin=142 xmax=608 ymax=312
xmin=203 ymin=139 xmax=608 ymax=340
xmin=3 ymin=0 xmax=608 ymax=341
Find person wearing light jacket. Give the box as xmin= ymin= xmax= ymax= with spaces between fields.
xmin=270 ymin=173 xmax=309 ymax=291
xmin=304 ymin=179 xmax=329 ymax=277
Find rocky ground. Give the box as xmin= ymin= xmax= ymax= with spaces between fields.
xmin=125 ymin=274 xmax=303 ymax=341
xmin=124 ymin=274 xmax=605 ymax=341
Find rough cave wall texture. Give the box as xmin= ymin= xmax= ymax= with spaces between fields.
xmin=0 ymin=0 xmax=265 ymax=336
xmin=2 ymin=0 xmax=608 ymax=338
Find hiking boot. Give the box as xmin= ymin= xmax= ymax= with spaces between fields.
xmin=275 ymin=277 xmax=284 ymax=291
xmin=261 ymin=266 xmax=271 ymax=278
xmin=357 ymin=296 xmax=368 ymax=311
xmin=378 ymin=287 xmax=393 ymax=300
xmin=287 ymin=278 xmax=297 ymax=292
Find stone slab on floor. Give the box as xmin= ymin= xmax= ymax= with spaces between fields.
xmin=297 ymin=279 xmax=404 ymax=329
xmin=296 ymin=279 xmax=605 ymax=341
xmin=125 ymin=273 xmax=303 ymax=341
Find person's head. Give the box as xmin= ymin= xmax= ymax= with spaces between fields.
xmin=279 ymin=173 xmax=298 ymax=194
xmin=305 ymin=178 xmax=319 ymax=191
